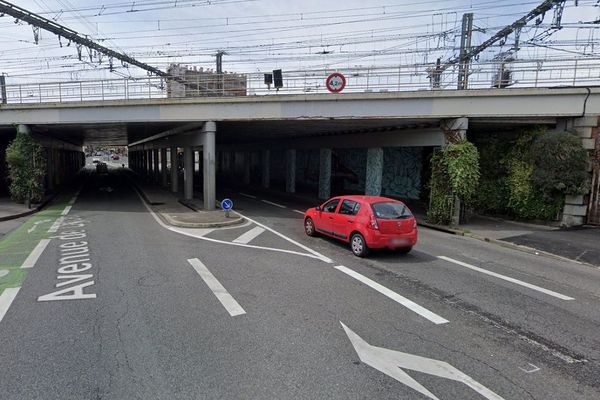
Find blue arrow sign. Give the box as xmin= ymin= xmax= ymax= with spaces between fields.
xmin=221 ymin=198 xmax=233 ymax=211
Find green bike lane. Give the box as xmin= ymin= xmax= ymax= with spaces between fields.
xmin=0 ymin=190 xmax=79 ymax=320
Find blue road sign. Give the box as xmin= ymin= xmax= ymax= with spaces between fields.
xmin=221 ymin=198 xmax=233 ymax=211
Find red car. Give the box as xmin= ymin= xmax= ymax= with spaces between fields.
xmin=303 ymin=195 xmax=417 ymax=257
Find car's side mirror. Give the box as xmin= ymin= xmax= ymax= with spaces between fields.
xmin=315 ymin=206 xmax=321 ymax=211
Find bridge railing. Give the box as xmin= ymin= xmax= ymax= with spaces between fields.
xmin=2 ymin=57 xmax=598 ymax=104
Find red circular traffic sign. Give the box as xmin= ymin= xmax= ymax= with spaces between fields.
xmin=326 ymin=72 xmax=346 ymax=93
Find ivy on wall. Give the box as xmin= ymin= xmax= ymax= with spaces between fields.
xmin=473 ymin=126 xmax=588 ymax=221
xmin=5 ymin=127 xmax=46 ymax=204
xmin=427 ymin=140 xmax=480 ymax=225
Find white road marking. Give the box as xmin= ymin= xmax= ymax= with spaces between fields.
xmin=341 ymin=322 xmax=505 ymax=400
xmin=48 ymin=191 xmax=80 ymax=233
xmin=239 ymin=192 xmax=257 ymax=199
xmin=136 ymin=190 xmax=332 ymax=263
xmin=61 ymin=205 xmax=72 ymax=216
xmin=518 ymin=363 xmax=540 ymax=374
xmin=0 ymin=270 xmax=8 ymax=278
xmin=0 ymin=287 xmax=20 ymax=324
xmin=262 ymin=199 xmax=286 ymax=209
xmin=187 ymin=258 xmax=246 ymax=317
xmin=21 ymin=239 xmax=52 ymax=269
xmin=47 ymin=216 xmax=64 ymax=233
xmin=293 ymin=209 xmax=305 ymax=215
xmin=233 ymin=226 xmax=265 ymax=244
xmin=437 ymin=256 xmax=574 ymax=301
xmin=335 ymin=266 xmax=448 ymax=324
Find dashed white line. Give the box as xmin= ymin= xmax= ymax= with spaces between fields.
xmin=61 ymin=205 xmax=72 ymax=216
xmin=239 ymin=192 xmax=257 ymax=199
xmin=233 ymin=226 xmax=265 ymax=244
xmin=21 ymin=239 xmax=52 ymax=269
xmin=334 ymin=265 xmax=449 ymax=325
xmin=47 ymin=216 xmax=64 ymax=233
xmin=293 ymin=209 xmax=305 ymax=215
xmin=438 ymin=256 xmax=574 ymax=301
xmin=187 ymin=258 xmax=246 ymax=317
xmin=262 ymin=199 xmax=286 ymax=209
xmin=0 ymin=287 xmax=21 ymax=324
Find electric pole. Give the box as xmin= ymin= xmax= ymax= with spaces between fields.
xmin=457 ymin=13 xmax=473 ymax=90
xmin=0 ymin=74 xmax=6 ymax=104
xmin=215 ymin=51 xmax=226 ymax=74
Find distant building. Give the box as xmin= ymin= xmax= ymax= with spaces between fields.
xmin=166 ymin=64 xmax=247 ymax=97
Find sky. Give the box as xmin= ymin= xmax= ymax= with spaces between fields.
xmin=0 ymin=0 xmax=598 ymax=90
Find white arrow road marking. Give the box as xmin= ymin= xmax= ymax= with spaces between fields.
xmin=438 ymin=256 xmax=574 ymax=301
xmin=187 ymin=258 xmax=246 ymax=317
xmin=335 ymin=266 xmax=448 ymax=324
xmin=0 ymin=288 xmax=20 ymax=324
xmin=27 ymin=219 xmax=52 ymax=234
xmin=341 ymin=322 xmax=505 ymax=400
xmin=233 ymin=226 xmax=265 ymax=244
xmin=21 ymin=239 xmax=52 ymax=269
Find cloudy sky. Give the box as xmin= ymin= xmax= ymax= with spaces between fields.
xmin=0 ymin=0 xmax=597 ymax=87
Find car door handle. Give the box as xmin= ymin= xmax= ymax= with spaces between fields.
xmin=347 ymin=219 xmax=354 ymax=223
xmin=328 ymin=216 xmax=334 ymax=220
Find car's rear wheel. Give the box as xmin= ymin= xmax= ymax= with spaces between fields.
xmin=397 ymin=246 xmax=412 ymax=254
xmin=304 ymin=218 xmax=316 ymax=237
xmin=350 ymin=233 xmax=369 ymax=257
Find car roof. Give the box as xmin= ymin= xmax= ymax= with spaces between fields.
xmin=336 ymin=195 xmax=402 ymax=204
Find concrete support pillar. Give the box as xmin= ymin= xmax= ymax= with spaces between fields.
xmin=46 ymin=147 xmax=55 ymax=192
xmin=153 ymin=149 xmax=160 ymax=182
xmin=285 ymin=149 xmax=296 ymax=194
xmin=145 ymin=150 xmax=151 ymax=178
xmin=160 ymin=148 xmax=168 ymax=187
xmin=441 ymin=118 xmax=468 ymax=225
xmin=261 ymin=150 xmax=270 ymax=189
xmin=243 ymin=152 xmax=251 ymax=185
xmin=202 ymin=122 xmax=217 ymax=210
xmin=184 ymin=146 xmax=194 ymax=200
xmin=318 ymin=148 xmax=332 ymax=199
xmin=365 ymin=148 xmax=383 ymax=196
xmin=170 ymin=147 xmax=179 ymax=193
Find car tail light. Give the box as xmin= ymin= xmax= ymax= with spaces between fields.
xmin=368 ymin=214 xmax=379 ymax=230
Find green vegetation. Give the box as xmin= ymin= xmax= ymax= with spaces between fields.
xmin=427 ymin=140 xmax=480 ymax=225
xmin=5 ymin=127 xmax=46 ymax=204
xmin=473 ymin=127 xmax=588 ymax=221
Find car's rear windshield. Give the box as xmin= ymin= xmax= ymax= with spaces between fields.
xmin=371 ymin=202 xmax=412 ymax=219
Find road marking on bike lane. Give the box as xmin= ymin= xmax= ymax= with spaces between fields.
xmin=48 ymin=191 xmax=79 ymax=233
xmin=21 ymin=239 xmax=52 ymax=269
xmin=335 ymin=265 xmax=449 ymax=325
xmin=187 ymin=258 xmax=246 ymax=317
xmin=438 ymin=256 xmax=574 ymax=301
xmin=0 ymin=288 xmax=20 ymax=323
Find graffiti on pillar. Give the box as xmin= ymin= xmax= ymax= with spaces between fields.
xmin=382 ymin=147 xmax=423 ymax=200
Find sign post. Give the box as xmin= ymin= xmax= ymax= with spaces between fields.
xmin=326 ymin=72 xmax=346 ymax=93
xmin=221 ymin=198 xmax=233 ymax=217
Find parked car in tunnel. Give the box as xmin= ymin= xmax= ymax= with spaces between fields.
xmin=303 ymin=195 xmax=417 ymax=257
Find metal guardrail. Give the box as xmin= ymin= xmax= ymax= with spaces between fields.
xmin=1 ymin=57 xmax=599 ymax=104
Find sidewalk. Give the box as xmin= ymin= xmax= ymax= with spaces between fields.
xmin=0 ymin=197 xmax=41 ymax=222
xmin=420 ymin=213 xmax=600 ymax=267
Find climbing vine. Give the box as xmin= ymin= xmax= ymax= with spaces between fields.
xmin=5 ymin=127 xmax=46 ymax=204
xmin=427 ymin=140 xmax=480 ymax=225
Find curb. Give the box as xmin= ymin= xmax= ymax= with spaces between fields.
xmin=0 ymin=194 xmax=57 ymax=222
xmin=133 ymin=183 xmax=244 ymax=229
xmin=418 ymin=219 xmax=597 ymax=268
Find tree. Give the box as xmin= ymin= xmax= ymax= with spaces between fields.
xmin=5 ymin=127 xmax=46 ymax=204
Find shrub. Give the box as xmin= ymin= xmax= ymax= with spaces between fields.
xmin=5 ymin=128 xmax=45 ymax=204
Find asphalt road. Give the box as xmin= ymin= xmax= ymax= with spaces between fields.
xmin=0 ymin=168 xmax=599 ymax=399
